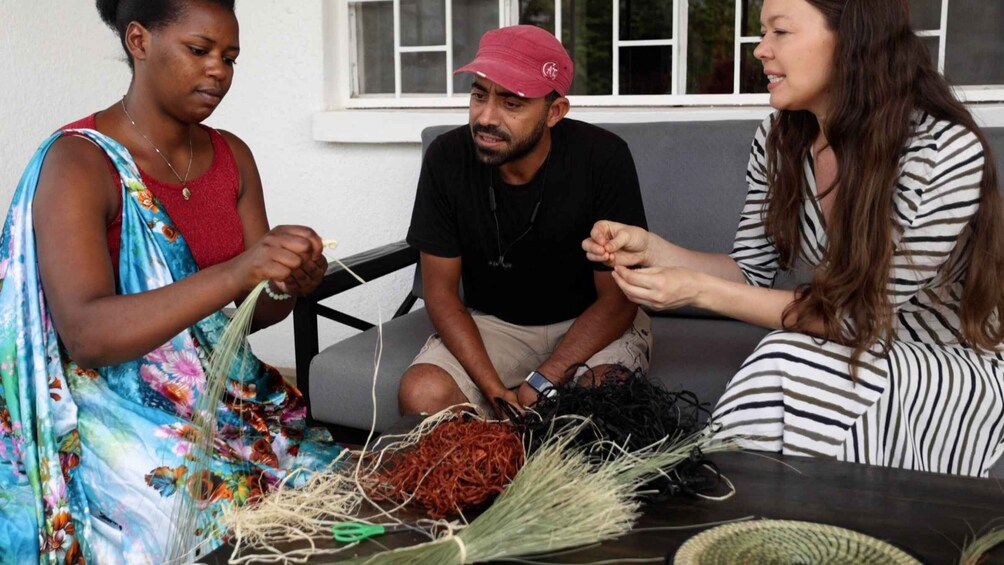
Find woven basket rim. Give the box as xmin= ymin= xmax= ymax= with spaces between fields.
xmin=673 ymin=519 xmax=922 ymax=565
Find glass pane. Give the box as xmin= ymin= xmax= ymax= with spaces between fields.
xmin=741 ymin=0 xmax=763 ymax=37
xmin=908 ymin=0 xmax=941 ymax=31
xmin=402 ymin=52 xmax=447 ymax=93
xmin=619 ymin=0 xmax=673 ymax=41
xmin=562 ymin=0 xmax=613 ymax=95
xmin=352 ymin=2 xmax=395 ymax=95
xmin=401 ymin=0 xmax=446 ymax=46
xmin=739 ymin=43 xmax=767 ymax=93
xmin=452 ymin=0 xmax=500 ymax=93
xmin=520 ymin=0 xmax=556 ymax=34
xmin=619 ymin=46 xmax=672 ymax=95
xmin=687 ymin=0 xmax=735 ymax=94
xmin=945 ymin=0 xmax=1004 ymax=85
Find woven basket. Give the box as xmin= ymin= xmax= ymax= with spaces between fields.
xmin=673 ymin=519 xmax=922 ymax=565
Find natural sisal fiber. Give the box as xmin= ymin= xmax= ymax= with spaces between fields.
xmin=165 ymin=280 xmax=270 ymax=562
xmin=338 ymin=419 xmax=736 ymax=564
xmin=362 ymin=415 xmax=524 ymax=518
xmin=959 ymin=523 xmax=1004 ymax=565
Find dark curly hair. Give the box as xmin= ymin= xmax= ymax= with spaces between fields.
xmin=96 ymin=0 xmax=236 ymax=68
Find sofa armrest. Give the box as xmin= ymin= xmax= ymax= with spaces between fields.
xmin=293 ymin=240 xmax=419 ymax=420
xmin=310 ymin=239 xmax=419 ymax=302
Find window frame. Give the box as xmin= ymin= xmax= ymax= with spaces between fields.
xmin=328 ymin=0 xmax=1004 ymax=110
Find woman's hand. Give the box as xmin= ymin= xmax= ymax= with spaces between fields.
xmin=582 ymin=220 xmax=651 ymax=268
xmin=230 ymin=225 xmax=326 ymax=296
xmin=612 ymin=265 xmax=703 ymax=311
xmin=272 ymin=252 xmax=328 ymax=297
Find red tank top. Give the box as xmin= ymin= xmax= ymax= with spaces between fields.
xmin=62 ymin=114 xmax=245 ymax=272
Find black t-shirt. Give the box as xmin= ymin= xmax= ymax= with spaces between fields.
xmin=407 ymin=118 xmax=647 ymax=326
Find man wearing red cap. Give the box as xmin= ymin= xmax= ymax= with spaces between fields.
xmin=400 ymin=25 xmax=651 ymax=417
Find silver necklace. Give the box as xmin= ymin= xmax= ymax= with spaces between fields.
xmin=120 ymin=96 xmax=194 ymax=200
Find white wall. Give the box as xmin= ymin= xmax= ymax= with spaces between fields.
xmin=0 ymin=1 xmax=421 ymax=371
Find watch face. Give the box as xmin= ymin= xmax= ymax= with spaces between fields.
xmin=526 ymin=371 xmax=556 ymax=396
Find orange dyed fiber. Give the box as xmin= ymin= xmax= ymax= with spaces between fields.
xmin=366 ymin=419 xmax=524 ymax=519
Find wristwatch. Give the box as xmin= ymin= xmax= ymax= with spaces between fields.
xmin=524 ymin=370 xmax=557 ymax=398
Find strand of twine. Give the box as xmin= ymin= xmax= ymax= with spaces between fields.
xmin=363 ymin=418 xmax=524 ymax=518
xmin=349 ymin=409 xmax=477 ymax=545
xmin=322 ymin=239 xmax=367 ymax=285
xmin=451 ymin=535 xmax=467 ymax=564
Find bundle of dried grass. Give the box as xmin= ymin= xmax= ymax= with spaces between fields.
xmin=960 ymin=524 xmax=1004 ymax=565
xmin=166 ymin=241 xmax=367 ymax=561
xmin=166 ymin=280 xmax=270 ymax=562
xmin=340 ymin=419 xmax=736 ymax=564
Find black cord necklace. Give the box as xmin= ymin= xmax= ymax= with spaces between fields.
xmin=487 ymin=152 xmax=551 ymax=270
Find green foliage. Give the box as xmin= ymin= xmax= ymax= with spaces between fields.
xmin=519 ymin=0 xmax=765 ymax=95
xmin=687 ymin=0 xmax=736 ymax=94
xmin=619 ymin=0 xmax=673 ymax=41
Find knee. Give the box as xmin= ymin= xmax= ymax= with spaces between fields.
xmin=398 ymin=364 xmax=464 ymax=414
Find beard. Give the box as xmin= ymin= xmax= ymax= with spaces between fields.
xmin=471 ymin=113 xmax=548 ymax=166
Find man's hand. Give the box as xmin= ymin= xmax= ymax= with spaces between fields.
xmin=487 ymin=388 xmax=520 ymax=420
xmin=517 ymin=381 xmax=543 ymax=408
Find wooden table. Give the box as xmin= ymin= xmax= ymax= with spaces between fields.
xmin=204 ymin=447 xmax=1004 ymax=564
xmin=581 ymin=451 xmax=1004 ymax=564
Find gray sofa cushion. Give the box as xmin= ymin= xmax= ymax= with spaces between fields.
xmin=649 ymin=317 xmax=771 ymax=413
xmin=604 ymin=120 xmax=761 ymax=254
xmin=311 ymin=309 xmax=432 ymax=431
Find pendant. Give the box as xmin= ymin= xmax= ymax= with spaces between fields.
xmin=182 ymin=187 xmax=191 ymax=200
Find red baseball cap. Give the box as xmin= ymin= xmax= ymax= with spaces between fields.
xmin=454 ymin=25 xmax=574 ymax=98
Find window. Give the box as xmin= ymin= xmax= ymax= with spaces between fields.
xmin=335 ymin=0 xmax=1004 ymax=108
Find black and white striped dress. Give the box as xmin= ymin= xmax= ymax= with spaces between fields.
xmin=712 ymin=112 xmax=1004 ymax=476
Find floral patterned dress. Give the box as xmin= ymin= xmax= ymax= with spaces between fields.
xmin=0 ymin=129 xmax=344 ymax=564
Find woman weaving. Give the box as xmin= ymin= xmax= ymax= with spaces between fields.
xmin=0 ymin=0 xmax=342 ymax=562
xmin=584 ymin=0 xmax=1004 ymax=476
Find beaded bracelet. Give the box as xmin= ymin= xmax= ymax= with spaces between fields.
xmin=264 ymin=281 xmax=291 ymax=301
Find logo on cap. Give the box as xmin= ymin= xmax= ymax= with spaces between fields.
xmin=542 ymin=61 xmax=559 ymax=81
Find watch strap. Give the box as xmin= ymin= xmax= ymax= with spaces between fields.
xmin=525 ymin=370 xmax=557 ymax=398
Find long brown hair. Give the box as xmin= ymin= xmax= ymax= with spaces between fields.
xmin=765 ymin=0 xmax=1004 ymax=361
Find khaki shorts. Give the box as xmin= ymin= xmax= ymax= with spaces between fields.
xmin=410 ymin=309 xmax=652 ymax=413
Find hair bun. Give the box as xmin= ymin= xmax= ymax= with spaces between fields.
xmin=96 ymin=0 xmax=121 ymax=29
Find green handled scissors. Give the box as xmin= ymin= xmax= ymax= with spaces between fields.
xmin=331 ymin=522 xmax=412 ymax=543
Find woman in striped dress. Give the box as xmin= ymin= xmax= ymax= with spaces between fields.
xmin=583 ymin=0 xmax=1004 ymax=476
